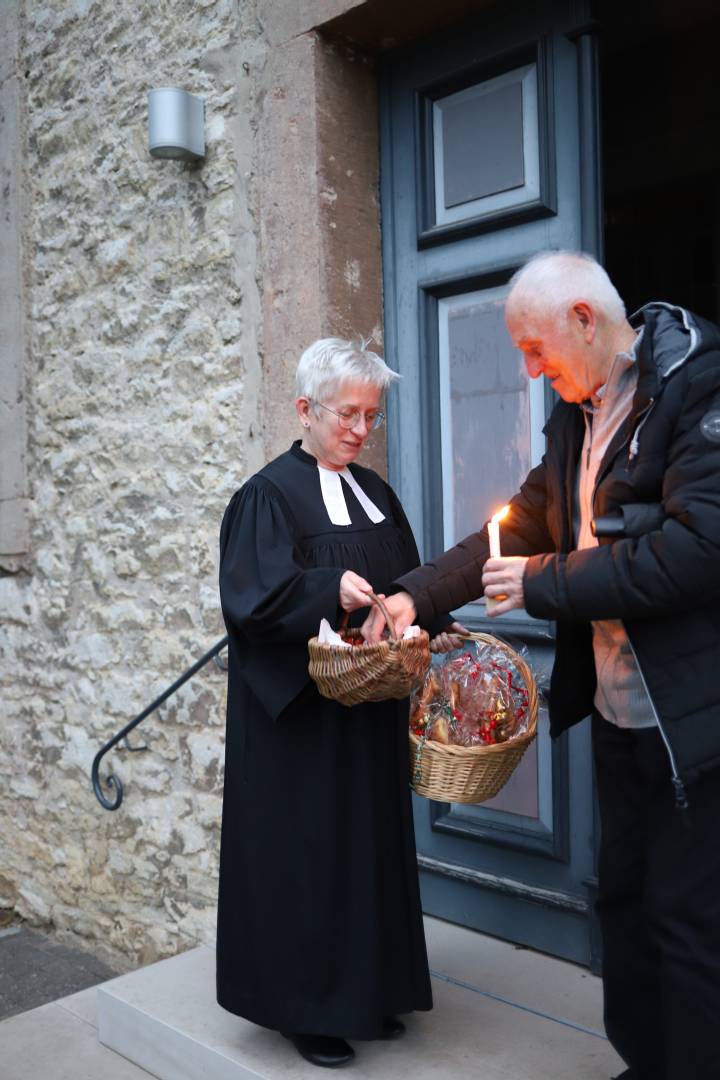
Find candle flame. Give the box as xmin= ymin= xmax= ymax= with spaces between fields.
xmin=491 ymin=504 xmax=510 ymax=525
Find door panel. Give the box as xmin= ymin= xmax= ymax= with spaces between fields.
xmin=433 ymin=64 xmax=536 ymax=221
xmin=437 ymin=282 xmax=545 ymax=555
xmin=380 ymin=1 xmax=600 ymax=964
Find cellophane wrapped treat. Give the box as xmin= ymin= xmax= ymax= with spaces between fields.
xmin=409 ymin=639 xmax=531 ymax=748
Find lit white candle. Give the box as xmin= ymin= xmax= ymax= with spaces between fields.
xmin=486 ymin=505 xmax=510 ymax=612
xmin=488 ymin=520 xmax=501 ymax=559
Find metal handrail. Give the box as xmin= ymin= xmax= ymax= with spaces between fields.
xmin=91 ymin=635 xmax=229 ymax=811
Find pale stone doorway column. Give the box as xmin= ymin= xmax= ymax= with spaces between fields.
xmin=256 ymin=0 xmax=492 ymax=474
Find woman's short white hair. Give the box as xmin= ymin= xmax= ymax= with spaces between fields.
xmin=296 ymin=337 xmax=400 ymax=404
xmin=508 ymin=251 xmax=626 ymax=323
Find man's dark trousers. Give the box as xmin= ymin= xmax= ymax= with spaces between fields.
xmin=592 ymin=713 xmax=720 ymax=1080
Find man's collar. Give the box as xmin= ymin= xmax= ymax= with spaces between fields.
xmin=589 ymin=327 xmax=644 ymax=408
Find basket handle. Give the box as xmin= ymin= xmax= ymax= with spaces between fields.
xmin=458 ymin=631 xmax=503 ymax=644
xmin=338 ymin=591 xmax=399 ymax=643
xmin=457 ymin=630 xmax=513 ymax=656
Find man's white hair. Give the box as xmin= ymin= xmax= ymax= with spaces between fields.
xmin=507 ymin=251 xmax=626 ymax=323
xmin=296 ymin=337 xmax=400 ymax=404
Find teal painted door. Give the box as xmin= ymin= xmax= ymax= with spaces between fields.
xmin=380 ymin=1 xmax=602 ymax=965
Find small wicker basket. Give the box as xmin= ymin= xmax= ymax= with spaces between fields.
xmin=308 ymin=593 xmax=431 ymax=707
xmin=409 ymin=632 xmax=538 ymax=804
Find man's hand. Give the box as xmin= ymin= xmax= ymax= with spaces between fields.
xmin=361 ymin=590 xmax=416 ymax=641
xmin=430 ymin=621 xmax=468 ymax=654
xmin=339 ymin=570 xmax=374 ymax=612
xmin=482 ymin=556 xmax=528 ymax=616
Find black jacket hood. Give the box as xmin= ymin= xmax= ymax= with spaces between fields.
xmin=629 ymin=302 xmax=720 ymax=395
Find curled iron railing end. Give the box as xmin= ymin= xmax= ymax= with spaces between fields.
xmin=92 ymin=754 xmax=124 ymax=811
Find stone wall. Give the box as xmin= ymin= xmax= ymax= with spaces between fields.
xmin=1 ymin=0 xmax=456 ymax=970
xmin=1 ymin=0 xmax=266 ymax=968
xmin=0 ymin=4 xmax=30 ymax=562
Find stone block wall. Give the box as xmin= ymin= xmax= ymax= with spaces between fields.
xmin=0 ymin=0 xmax=398 ymax=970
xmin=1 ymin=0 xmax=266 ymax=968
xmin=0 ymin=3 xmax=30 ymax=562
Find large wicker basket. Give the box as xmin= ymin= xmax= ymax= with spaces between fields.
xmin=308 ymin=593 xmax=431 ymax=707
xmin=409 ymin=632 xmax=538 ymax=804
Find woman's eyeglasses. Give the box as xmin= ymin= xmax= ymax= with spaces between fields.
xmin=312 ymin=401 xmax=385 ymax=431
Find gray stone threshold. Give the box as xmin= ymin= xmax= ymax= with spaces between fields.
xmin=1 ymin=917 xmax=625 ymax=1079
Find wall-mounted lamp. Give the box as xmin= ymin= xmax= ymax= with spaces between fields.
xmin=148 ymin=88 xmax=205 ymax=162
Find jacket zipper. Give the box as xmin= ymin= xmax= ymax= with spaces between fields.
xmin=589 ymin=399 xmax=654 ymax=511
xmin=625 ymin=636 xmax=688 ymax=810
xmin=628 ymin=399 xmax=655 ymax=460
xmin=588 ymin=395 xmax=686 ymax=807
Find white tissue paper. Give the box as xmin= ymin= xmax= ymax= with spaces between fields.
xmin=318 ymin=618 xmax=352 ymax=648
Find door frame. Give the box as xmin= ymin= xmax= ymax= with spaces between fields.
xmin=379 ymin=0 xmax=603 ymax=969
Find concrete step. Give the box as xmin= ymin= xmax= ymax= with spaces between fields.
xmin=1 ymin=988 xmax=152 ymax=1080
xmin=94 ymin=917 xmax=624 ymax=1080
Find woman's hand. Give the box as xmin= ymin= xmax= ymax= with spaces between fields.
xmin=339 ymin=570 xmax=375 ymax=612
xmin=429 ymin=621 xmax=468 ymax=654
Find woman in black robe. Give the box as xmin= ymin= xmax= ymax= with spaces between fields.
xmin=216 ymin=338 xmax=460 ymax=1068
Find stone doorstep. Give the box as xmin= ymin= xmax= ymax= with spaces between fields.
xmin=92 ymin=918 xmax=625 ymax=1080
xmin=2 ymin=996 xmax=152 ymax=1080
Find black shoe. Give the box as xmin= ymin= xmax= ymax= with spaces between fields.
xmin=381 ymin=1015 xmax=406 ymax=1039
xmin=283 ymin=1032 xmax=355 ymax=1068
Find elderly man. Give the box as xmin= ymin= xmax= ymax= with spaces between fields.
xmin=363 ymin=252 xmax=720 ymax=1080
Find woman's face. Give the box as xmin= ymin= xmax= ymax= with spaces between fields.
xmin=296 ymin=379 xmax=382 ymax=471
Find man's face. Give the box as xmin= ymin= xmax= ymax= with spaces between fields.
xmin=506 ymin=302 xmax=600 ymax=404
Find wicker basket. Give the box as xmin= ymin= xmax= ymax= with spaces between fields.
xmin=308 ymin=593 xmax=431 ymax=707
xmin=409 ymin=632 xmax=538 ymax=804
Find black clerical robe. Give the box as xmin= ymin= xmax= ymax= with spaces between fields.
xmin=216 ymin=442 xmax=433 ymax=1039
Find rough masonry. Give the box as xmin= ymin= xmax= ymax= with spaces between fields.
xmin=1 ymin=0 xmax=266 ymax=968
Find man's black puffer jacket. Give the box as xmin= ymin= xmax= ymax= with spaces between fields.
xmin=397 ymin=304 xmax=720 ymax=789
